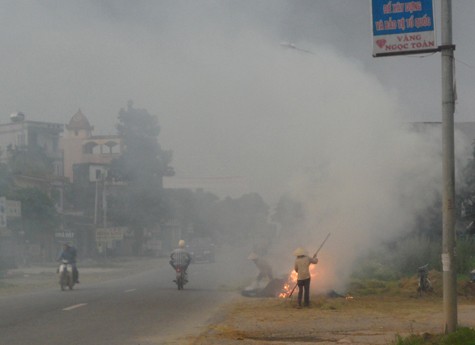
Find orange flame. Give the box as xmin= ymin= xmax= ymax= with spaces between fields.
xmin=278 ymin=264 xmax=354 ymax=300
xmin=278 ymin=271 xmax=298 ymax=298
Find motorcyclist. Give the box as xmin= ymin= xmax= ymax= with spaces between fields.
xmin=57 ymin=243 xmax=79 ymax=284
xmin=170 ymin=240 xmax=191 ymax=281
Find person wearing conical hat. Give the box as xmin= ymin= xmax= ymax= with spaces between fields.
xmin=293 ymin=247 xmax=318 ymax=308
xmin=248 ymin=253 xmax=273 ymax=283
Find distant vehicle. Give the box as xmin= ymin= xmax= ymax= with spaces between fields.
xmin=187 ymin=238 xmax=215 ymax=263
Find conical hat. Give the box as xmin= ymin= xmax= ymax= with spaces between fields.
xmin=293 ymin=247 xmax=308 ymax=256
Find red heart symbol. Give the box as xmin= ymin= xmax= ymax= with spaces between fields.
xmin=376 ymin=39 xmax=386 ymax=48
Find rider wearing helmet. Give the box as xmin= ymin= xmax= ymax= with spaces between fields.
xmin=170 ymin=240 xmax=192 ymax=279
xmin=57 ymin=242 xmax=79 ymax=284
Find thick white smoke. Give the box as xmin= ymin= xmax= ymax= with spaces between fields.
xmin=264 ymin=47 xmax=470 ymax=291
xmin=1 ymin=1 xmax=473 ymax=293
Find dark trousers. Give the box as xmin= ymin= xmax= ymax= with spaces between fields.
xmin=297 ymin=278 xmax=311 ymax=306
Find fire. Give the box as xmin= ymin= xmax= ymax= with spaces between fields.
xmin=278 ymin=265 xmax=352 ymax=300
xmin=278 ymin=271 xmax=298 ymax=298
xmin=278 ymin=266 xmax=322 ymax=298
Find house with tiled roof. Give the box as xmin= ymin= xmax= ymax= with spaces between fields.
xmin=61 ymin=109 xmax=122 ymax=183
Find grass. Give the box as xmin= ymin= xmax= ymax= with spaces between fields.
xmin=393 ymin=327 xmax=475 ymax=345
xmin=346 ymin=276 xmax=475 ymax=344
xmin=348 ymin=271 xmax=475 ymax=299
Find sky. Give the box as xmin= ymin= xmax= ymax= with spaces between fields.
xmin=1 ymin=1 xmax=474 ymax=205
xmin=1 ymin=0 xmax=474 ymax=290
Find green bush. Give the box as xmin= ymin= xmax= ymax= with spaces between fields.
xmin=347 ymin=278 xmax=398 ymax=296
xmin=351 ymin=254 xmax=401 ymax=281
xmin=393 ymin=334 xmax=427 ymax=345
xmin=440 ymin=327 xmax=475 ymax=345
xmin=393 ymin=327 xmax=475 ymax=345
xmin=456 ymin=237 xmax=475 ymax=275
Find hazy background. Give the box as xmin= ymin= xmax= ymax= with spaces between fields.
xmin=1 ymin=1 xmax=474 ymax=291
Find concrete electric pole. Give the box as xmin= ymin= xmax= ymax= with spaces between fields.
xmin=440 ymin=0 xmax=457 ymax=333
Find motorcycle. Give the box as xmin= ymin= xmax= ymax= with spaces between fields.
xmin=417 ymin=264 xmax=433 ymax=296
xmin=58 ymin=259 xmax=75 ymax=291
xmin=174 ymin=265 xmax=187 ymax=290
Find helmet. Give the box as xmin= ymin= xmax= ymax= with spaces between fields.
xmin=178 ymin=240 xmax=185 ymax=248
xmin=293 ymin=247 xmax=308 ymax=256
xmin=247 ymin=253 xmax=258 ymax=260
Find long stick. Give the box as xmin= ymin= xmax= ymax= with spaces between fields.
xmin=288 ymin=233 xmax=331 ymax=298
xmin=312 ymin=232 xmax=331 ymax=258
xmin=288 ymin=282 xmax=298 ymax=297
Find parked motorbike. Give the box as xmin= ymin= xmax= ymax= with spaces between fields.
xmin=58 ymin=259 xmax=75 ymax=291
xmin=417 ymin=264 xmax=433 ymax=296
xmin=174 ymin=266 xmax=187 ymax=290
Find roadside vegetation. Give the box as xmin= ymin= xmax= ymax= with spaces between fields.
xmin=350 ymin=235 xmax=475 ymax=294
xmin=347 ymin=239 xmax=475 ymax=345
xmin=393 ymin=327 xmax=475 ymax=345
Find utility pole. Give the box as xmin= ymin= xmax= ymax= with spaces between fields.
xmin=371 ymin=0 xmax=457 ymax=331
xmin=103 ymin=176 xmax=107 ymax=229
xmin=440 ymin=0 xmax=457 ymax=333
xmin=94 ymin=178 xmax=99 ymax=225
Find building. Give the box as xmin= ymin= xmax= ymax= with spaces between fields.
xmin=61 ymin=109 xmax=122 ymax=183
xmin=0 ymin=112 xmax=63 ymax=177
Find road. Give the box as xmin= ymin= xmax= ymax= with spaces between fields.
xmin=0 ymin=255 xmax=252 ymax=345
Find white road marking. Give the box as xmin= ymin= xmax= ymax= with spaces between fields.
xmin=62 ymin=303 xmax=87 ymax=311
xmin=124 ymin=289 xmax=137 ymax=293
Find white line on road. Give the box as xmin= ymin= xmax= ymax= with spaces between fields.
xmin=124 ymin=289 xmax=137 ymax=293
xmin=62 ymin=303 xmax=87 ymax=311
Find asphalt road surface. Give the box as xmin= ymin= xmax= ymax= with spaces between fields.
xmin=0 ymin=257 xmax=249 ymax=345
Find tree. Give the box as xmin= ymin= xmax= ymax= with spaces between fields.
xmin=110 ymin=100 xmax=174 ymax=185
xmin=165 ymin=189 xmax=220 ymax=240
xmin=271 ymin=194 xmax=305 ymax=232
xmin=1 ymin=145 xmax=59 ymax=242
xmin=8 ymin=187 xmax=59 ymax=256
xmin=7 ymin=146 xmax=53 ymax=178
xmin=0 ymin=162 xmax=13 ymax=197
xmin=460 ymin=142 xmax=475 ymax=232
xmin=210 ymin=193 xmax=270 ymax=245
xmin=109 ymin=101 xmax=174 ymax=254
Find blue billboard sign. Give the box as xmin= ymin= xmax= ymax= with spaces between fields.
xmin=372 ymin=0 xmax=436 ymax=57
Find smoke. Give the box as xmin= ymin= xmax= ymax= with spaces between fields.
xmin=267 ymin=91 xmax=471 ymax=292
xmin=1 ymin=1 xmax=474 ymax=293
xmin=174 ymin=27 xmax=466 ymax=293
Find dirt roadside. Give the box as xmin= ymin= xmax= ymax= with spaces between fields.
xmin=3 ymin=261 xmax=475 ymax=345
xmin=189 ymin=293 xmax=475 ymax=345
